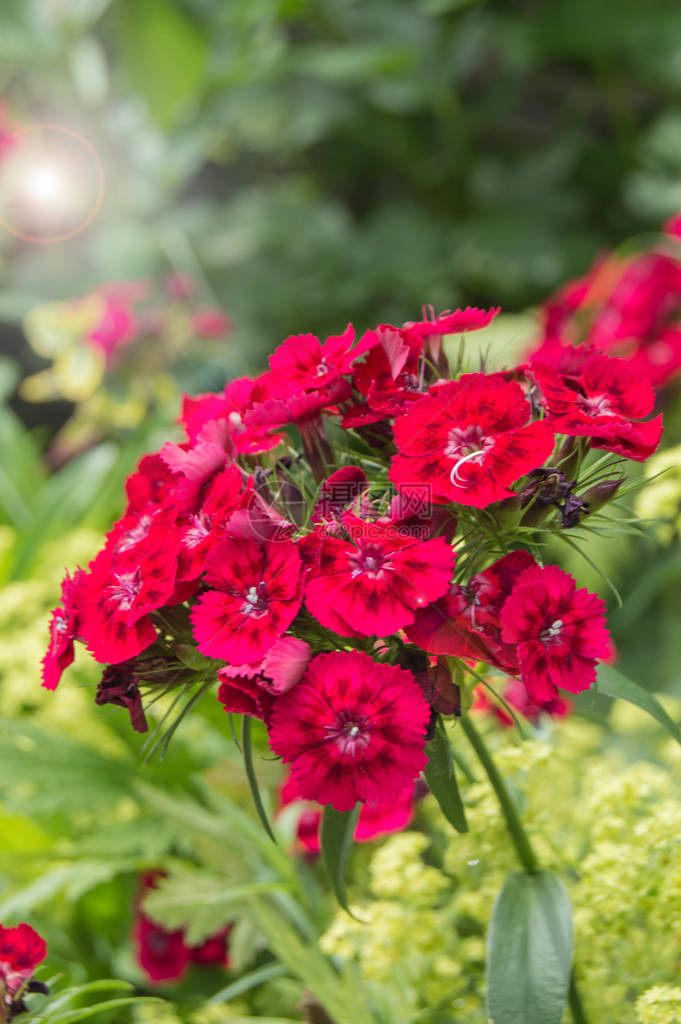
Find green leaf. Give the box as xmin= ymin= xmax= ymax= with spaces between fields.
xmin=41 ymin=997 xmax=165 ymax=1022
xmin=425 ymin=724 xmax=468 ymax=833
xmin=0 ymin=862 xmax=137 ymax=920
xmin=143 ymin=867 xmax=285 ymax=946
xmin=252 ymin=899 xmax=375 ymax=1024
xmin=206 ymin=962 xmax=288 ymax=1005
xmin=120 ymin=0 xmax=207 ymax=129
xmin=596 ymin=663 xmax=681 ymax=749
xmin=30 ymin=979 xmax=134 ymax=1016
xmin=487 ymin=870 xmax=573 ymax=1024
xmin=242 ymin=716 xmax=277 ymax=843
xmin=320 ymin=803 xmax=360 ymax=914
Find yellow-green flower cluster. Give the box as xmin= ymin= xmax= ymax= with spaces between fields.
xmin=321 ymin=832 xmax=463 ymax=1011
xmin=635 ymin=986 xmax=681 ymax=1023
xmin=0 ymin=528 xmax=115 ymax=742
xmin=322 ymin=712 xmax=681 ymax=1023
xmin=635 ymin=444 xmax=681 ymax=543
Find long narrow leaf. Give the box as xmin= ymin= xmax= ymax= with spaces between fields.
xmin=321 ymin=803 xmax=360 ymax=913
xmin=207 ymin=962 xmax=288 ymax=1004
xmin=596 ymin=663 xmax=681 ymax=748
xmin=425 ymin=724 xmax=468 ymax=833
xmin=242 ymin=716 xmax=277 ymax=843
xmin=41 ymin=997 xmax=165 ymax=1023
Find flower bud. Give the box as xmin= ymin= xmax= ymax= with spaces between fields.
xmin=491 ymin=495 xmax=523 ymax=532
xmin=580 ymin=477 xmax=625 ymax=514
xmin=550 ymin=436 xmax=581 ymax=478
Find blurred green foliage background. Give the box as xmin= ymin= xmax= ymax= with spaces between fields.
xmin=3 ymin=0 xmax=681 ymax=372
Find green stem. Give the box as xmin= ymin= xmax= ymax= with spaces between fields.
xmin=460 ymin=713 xmax=539 ymax=874
xmin=460 ymin=713 xmax=589 ymax=1024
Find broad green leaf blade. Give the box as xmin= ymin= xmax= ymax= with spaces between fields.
xmin=242 ymin=716 xmax=277 ymax=843
xmin=321 ymin=803 xmax=360 ymax=913
xmin=487 ymin=869 xmax=573 ymax=1024
xmin=425 ymin=724 xmax=468 ymax=833
xmin=596 ymin=664 xmax=681 ymax=749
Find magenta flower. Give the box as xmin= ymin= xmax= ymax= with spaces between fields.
xmin=534 ymin=354 xmax=663 ymax=461
xmin=180 ymin=375 xmax=283 ymax=456
xmin=192 ymin=307 xmax=232 ymax=339
xmin=268 ymin=324 xmax=376 ymax=391
xmin=217 ymin=636 xmax=311 ymax=723
xmin=79 ymin=526 xmax=179 ymax=664
xmin=500 ymin=564 xmax=611 ymax=702
xmin=176 ymin=465 xmax=243 ymax=581
xmin=389 ymin=374 xmax=555 ymax=507
xmin=304 ymin=513 xmax=455 ymax=637
xmin=0 ymin=921 xmax=47 ymax=1005
xmin=401 ymin=306 xmax=500 ymax=341
xmin=278 ymin=771 xmax=417 ymax=857
xmin=268 ymin=651 xmax=430 ymax=811
xmin=190 ymin=538 xmax=304 ymax=663
xmin=405 ymin=549 xmax=537 ymax=672
xmin=41 ymin=568 xmax=85 ymax=690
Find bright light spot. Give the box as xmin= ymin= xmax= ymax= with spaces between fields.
xmin=0 ymin=124 xmax=105 ymax=242
xmin=22 ymin=162 xmax=68 ymax=207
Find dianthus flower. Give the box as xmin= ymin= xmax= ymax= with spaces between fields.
xmin=268 ymin=651 xmax=430 ymax=811
xmin=531 ymin=245 xmax=681 ymax=389
xmin=135 ymin=874 xmax=229 ymax=984
xmin=41 ymin=568 xmax=85 ymax=690
xmin=217 ymin=636 xmax=311 ymax=723
xmin=176 ymin=464 xmax=243 ymax=580
xmin=268 ymin=324 xmax=376 ymax=391
xmin=125 ymin=452 xmax=179 ymax=513
xmin=87 ymin=292 xmax=137 ymax=358
xmin=192 ymin=307 xmax=231 ymax=339
xmin=180 ymin=375 xmax=282 ymax=456
xmin=500 ymin=564 xmax=611 ymax=701
xmin=348 ymin=327 xmax=426 ymax=422
xmin=311 ymin=466 xmax=370 ymax=529
xmin=278 ymin=771 xmax=417 ymax=857
xmin=79 ymin=524 xmax=179 ymax=664
xmin=389 ymin=374 xmax=555 ymax=507
xmin=534 ymin=355 xmax=663 ymax=461
xmin=224 ymin=478 xmax=296 ymax=543
xmin=304 ymin=513 xmax=455 ymax=637
xmin=472 ymin=679 xmax=571 ymax=726
xmin=401 ymin=306 xmax=500 ymax=342
xmin=0 ymin=921 xmax=47 ymax=1013
xmin=190 ymin=538 xmax=303 ymax=663
xmin=247 ymin=376 xmax=351 ymax=433
xmin=405 ymin=549 xmax=537 ymax=671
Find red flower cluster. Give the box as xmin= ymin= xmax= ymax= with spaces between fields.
xmin=0 ymin=921 xmax=47 ymax=1020
xmin=529 ymin=213 xmax=681 ymax=389
xmin=134 ymin=874 xmax=230 ymax=984
xmin=43 ymin=300 xmax=660 ymax=815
